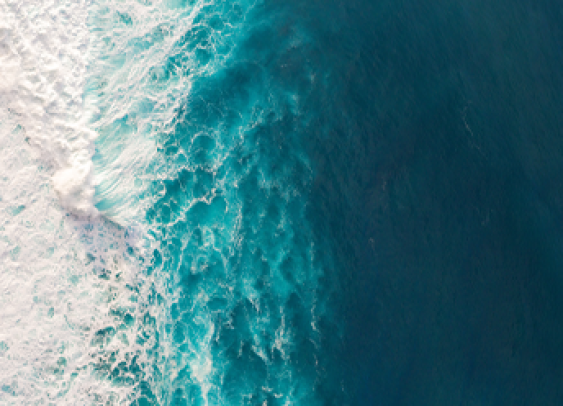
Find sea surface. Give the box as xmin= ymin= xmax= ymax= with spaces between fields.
xmin=2 ymin=0 xmax=563 ymax=404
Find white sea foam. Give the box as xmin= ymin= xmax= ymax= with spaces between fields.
xmin=0 ymin=2 xmax=155 ymax=403
xmin=0 ymin=112 xmax=146 ymax=405
xmin=0 ymin=0 xmax=99 ymax=217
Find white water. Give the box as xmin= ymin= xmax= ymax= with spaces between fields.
xmin=0 ymin=1 xmax=151 ymax=403
xmin=0 ymin=0 xmax=223 ymax=403
xmin=0 ymin=112 xmax=144 ymax=404
xmin=0 ymin=0 xmax=98 ymax=217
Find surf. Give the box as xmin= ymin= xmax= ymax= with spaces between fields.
xmin=1 ymin=0 xmax=345 ymax=404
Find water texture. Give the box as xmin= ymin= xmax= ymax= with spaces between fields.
xmin=2 ymin=0 xmax=563 ymax=405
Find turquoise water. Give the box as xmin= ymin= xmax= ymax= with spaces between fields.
xmin=88 ymin=0 xmax=343 ymax=404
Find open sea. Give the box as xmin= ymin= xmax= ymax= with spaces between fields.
xmin=2 ymin=0 xmax=563 ymax=404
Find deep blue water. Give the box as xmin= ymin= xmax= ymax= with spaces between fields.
xmin=314 ymin=0 xmax=563 ymax=404
xmin=89 ymin=0 xmax=563 ymax=404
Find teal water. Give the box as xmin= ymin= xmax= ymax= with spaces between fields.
xmin=83 ymin=0 xmax=563 ymax=404
xmin=142 ymin=3 xmax=343 ymax=403
xmin=88 ymin=0 xmax=343 ymax=404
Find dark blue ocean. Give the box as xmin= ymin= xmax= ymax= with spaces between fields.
xmin=82 ymin=0 xmax=563 ymax=404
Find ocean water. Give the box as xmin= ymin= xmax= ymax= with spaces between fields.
xmin=2 ymin=0 xmax=563 ymax=404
